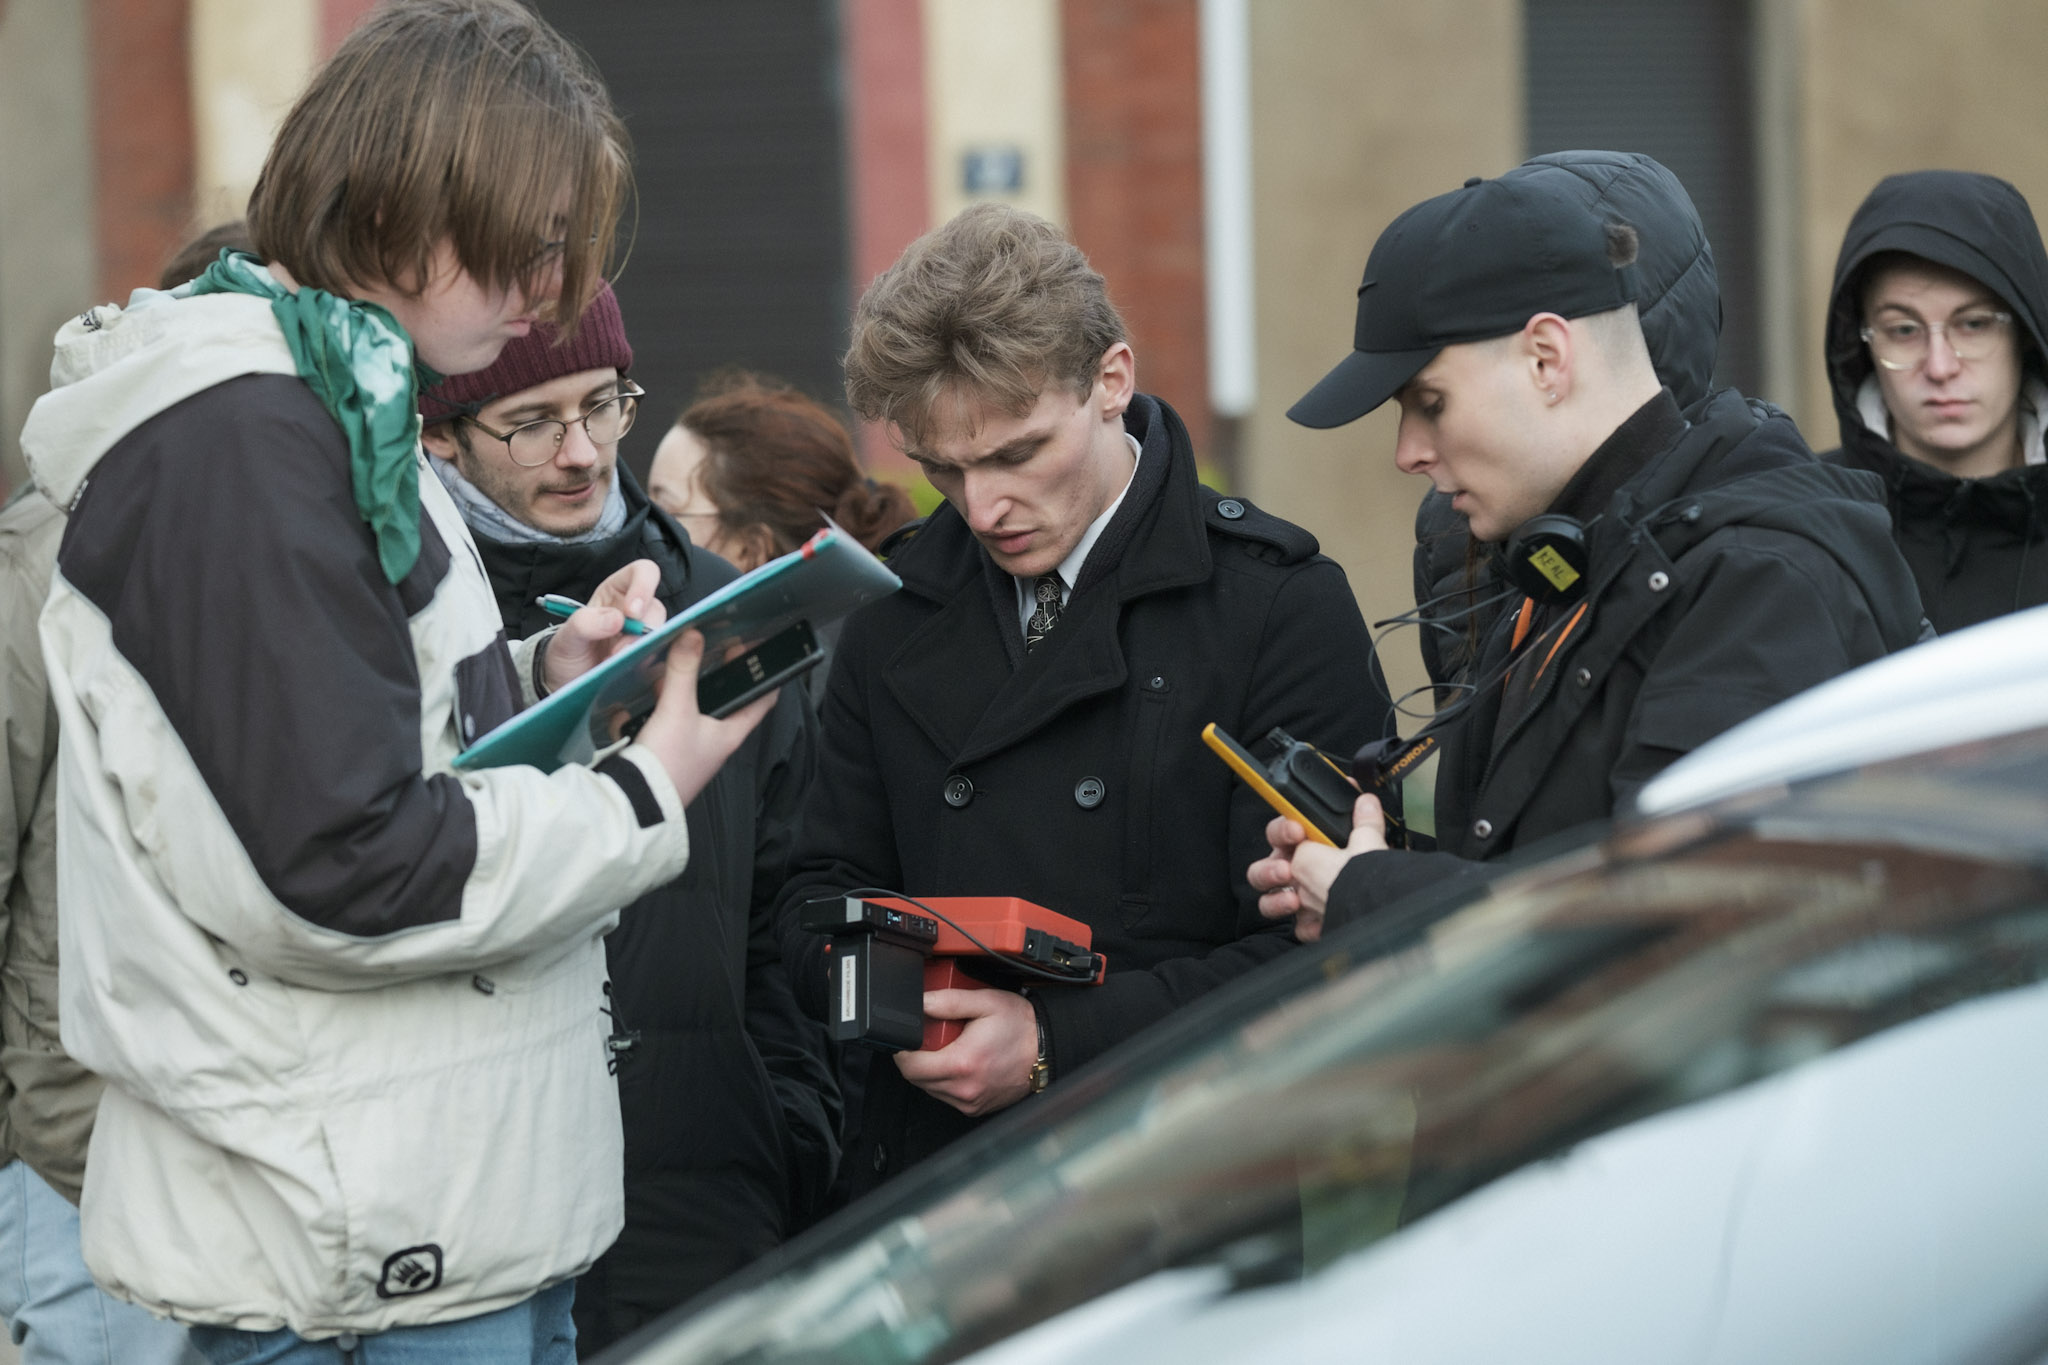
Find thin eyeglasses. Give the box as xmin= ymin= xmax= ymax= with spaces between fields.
xmin=1859 ymin=310 xmax=2015 ymax=371
xmin=462 ymin=382 xmax=646 ymax=467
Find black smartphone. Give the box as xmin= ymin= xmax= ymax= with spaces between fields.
xmin=697 ymin=620 xmax=823 ymax=718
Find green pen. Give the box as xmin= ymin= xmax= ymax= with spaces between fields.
xmin=537 ymin=593 xmax=650 ymax=636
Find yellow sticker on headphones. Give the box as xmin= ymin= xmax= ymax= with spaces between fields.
xmin=1526 ymin=545 xmax=1581 ymax=591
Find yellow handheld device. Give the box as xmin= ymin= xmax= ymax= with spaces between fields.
xmin=1201 ymin=722 xmax=1355 ymax=848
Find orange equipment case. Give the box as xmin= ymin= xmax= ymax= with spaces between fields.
xmin=857 ymin=897 xmax=1106 ymax=1051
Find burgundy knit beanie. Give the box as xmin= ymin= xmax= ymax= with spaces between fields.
xmin=418 ymin=281 xmax=634 ymax=424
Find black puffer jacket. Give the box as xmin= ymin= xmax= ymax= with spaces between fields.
xmin=1412 ymin=150 xmax=1728 ymax=689
xmin=1822 ymin=170 xmax=2048 ymax=633
xmin=1328 ymin=389 xmax=1927 ymax=931
xmin=464 ymin=466 xmax=837 ymax=1352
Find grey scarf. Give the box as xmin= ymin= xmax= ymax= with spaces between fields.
xmin=430 ymin=455 xmax=629 ymax=546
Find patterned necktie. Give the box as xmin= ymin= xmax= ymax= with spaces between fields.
xmin=1025 ymin=574 xmax=1065 ymax=653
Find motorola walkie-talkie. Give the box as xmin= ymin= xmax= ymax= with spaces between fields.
xmin=1201 ymin=723 xmax=1358 ymax=847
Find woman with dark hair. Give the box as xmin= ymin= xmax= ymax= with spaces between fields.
xmin=651 ymin=374 xmax=916 ymax=711
xmin=649 ymin=373 xmax=916 ymax=571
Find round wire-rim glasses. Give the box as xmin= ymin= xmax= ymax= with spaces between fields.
xmin=1859 ymin=310 xmax=2015 ymax=372
xmin=462 ymin=382 xmax=646 ymax=467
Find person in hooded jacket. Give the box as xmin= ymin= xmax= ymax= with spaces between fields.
xmin=1255 ymin=163 xmax=1925 ymax=941
xmin=1409 ymin=151 xmax=1727 ymax=693
xmin=1822 ymin=169 xmax=2048 ymax=633
xmin=416 ymin=284 xmax=839 ymax=1356
xmin=17 ymin=4 xmax=780 ymax=1355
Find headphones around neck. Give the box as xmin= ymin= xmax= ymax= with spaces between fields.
xmin=1493 ymin=513 xmax=1592 ymax=606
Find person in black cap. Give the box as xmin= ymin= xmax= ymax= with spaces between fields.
xmin=1250 ymin=165 xmax=1926 ymax=941
xmin=1410 ymin=150 xmax=1726 ymax=690
xmin=1823 ymin=169 xmax=2048 ymax=633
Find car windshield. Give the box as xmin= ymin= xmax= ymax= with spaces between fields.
xmin=641 ymin=731 xmax=2048 ymax=1365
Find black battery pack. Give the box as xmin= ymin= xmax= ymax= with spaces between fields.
xmin=826 ymin=934 xmax=927 ymax=1052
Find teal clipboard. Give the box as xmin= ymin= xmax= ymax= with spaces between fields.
xmin=454 ymin=521 xmax=901 ymax=772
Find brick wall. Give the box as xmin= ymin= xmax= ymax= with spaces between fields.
xmin=1061 ymin=0 xmax=1210 ymax=455
xmin=89 ymin=0 xmax=193 ymax=300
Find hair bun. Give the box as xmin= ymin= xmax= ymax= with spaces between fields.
xmin=832 ymin=479 xmax=917 ymax=553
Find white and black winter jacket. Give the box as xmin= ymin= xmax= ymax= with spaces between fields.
xmin=20 ymin=287 xmax=691 ymax=1337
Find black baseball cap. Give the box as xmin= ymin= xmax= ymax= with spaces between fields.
xmin=1288 ymin=170 xmax=1641 ymax=429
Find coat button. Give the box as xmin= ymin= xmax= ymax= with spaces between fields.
xmin=1147 ymin=674 xmax=1167 ymax=691
xmin=1574 ymin=667 xmax=1592 ymax=688
xmin=1074 ymin=776 xmax=1106 ymax=809
xmin=1647 ymin=570 xmax=1670 ymax=592
xmin=1217 ymin=498 xmax=1246 ymax=520
xmin=1472 ymin=818 xmax=1494 ymax=839
xmin=943 ymin=774 xmax=974 ymax=808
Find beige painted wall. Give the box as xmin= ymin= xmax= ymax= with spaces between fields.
xmin=1790 ymin=0 xmax=2048 ymax=440
xmin=923 ymin=0 xmax=1066 ymax=226
xmin=1243 ymin=0 xmax=1523 ymax=710
xmin=0 ymin=0 xmax=97 ymax=497
xmin=189 ymin=0 xmax=318 ymax=229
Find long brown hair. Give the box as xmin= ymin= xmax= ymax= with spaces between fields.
xmin=678 ymin=374 xmax=916 ymax=561
xmin=247 ymin=0 xmax=629 ymax=336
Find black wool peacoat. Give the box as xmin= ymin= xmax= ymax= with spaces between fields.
xmin=781 ymin=393 xmax=1386 ymax=1200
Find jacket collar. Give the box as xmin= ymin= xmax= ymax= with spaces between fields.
xmin=22 ymin=292 xmax=296 ymax=511
xmin=1546 ymin=388 xmax=1685 ymax=526
xmin=881 ymin=393 xmax=1212 ymax=764
xmin=464 ymin=464 xmax=702 ymax=627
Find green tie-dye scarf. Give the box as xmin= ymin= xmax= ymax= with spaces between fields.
xmin=188 ymin=250 xmax=439 ymax=584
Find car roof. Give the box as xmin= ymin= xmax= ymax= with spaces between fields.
xmin=1636 ymin=602 xmax=2048 ymax=817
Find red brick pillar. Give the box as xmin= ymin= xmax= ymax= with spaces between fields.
xmin=320 ymin=0 xmax=378 ymax=59
xmin=842 ymin=0 xmax=931 ymax=475
xmin=89 ymin=0 xmax=194 ymax=302
xmin=1061 ymin=0 xmax=1210 ymax=458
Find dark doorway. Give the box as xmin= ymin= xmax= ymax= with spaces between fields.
xmin=534 ymin=2 xmax=852 ymax=480
xmin=1525 ymin=0 xmax=1758 ymax=399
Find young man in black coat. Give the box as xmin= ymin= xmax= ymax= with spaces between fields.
xmin=418 ymin=284 xmax=838 ymax=1355
xmin=1822 ymin=169 xmax=2048 ymax=633
xmin=1256 ymin=166 xmax=1926 ymax=940
xmin=782 ymin=204 xmax=1384 ymax=1200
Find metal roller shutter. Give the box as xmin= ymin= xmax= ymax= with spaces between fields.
xmin=1525 ymin=0 xmax=1758 ymax=399
xmin=534 ymin=1 xmax=852 ymax=481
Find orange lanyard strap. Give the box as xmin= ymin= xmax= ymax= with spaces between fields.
xmin=1532 ymin=601 xmax=1590 ymax=686
xmin=1504 ymin=597 xmax=1590 ymax=691
xmin=1509 ymin=597 xmax=1536 ymax=651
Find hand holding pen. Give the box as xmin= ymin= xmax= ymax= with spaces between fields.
xmin=538 ymin=593 xmax=650 ymax=635
xmin=538 ymin=561 xmax=667 ymax=694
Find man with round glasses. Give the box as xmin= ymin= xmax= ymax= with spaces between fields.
xmin=1825 ymin=169 xmax=2048 ymax=631
xmin=420 ymin=283 xmax=839 ymax=1354
xmin=422 ymin=281 xmax=646 ymax=539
